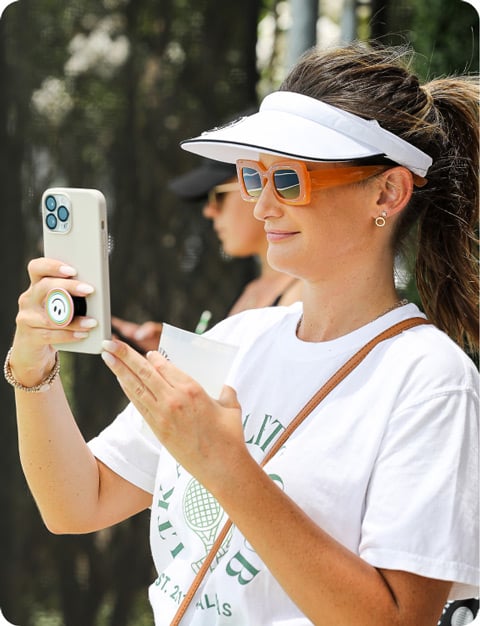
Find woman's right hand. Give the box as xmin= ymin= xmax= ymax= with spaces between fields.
xmin=10 ymin=257 xmax=97 ymax=388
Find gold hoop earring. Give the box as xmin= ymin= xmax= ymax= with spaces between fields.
xmin=375 ymin=211 xmax=387 ymax=227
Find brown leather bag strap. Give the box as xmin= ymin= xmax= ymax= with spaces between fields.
xmin=261 ymin=317 xmax=430 ymax=466
xmin=170 ymin=316 xmax=430 ymax=625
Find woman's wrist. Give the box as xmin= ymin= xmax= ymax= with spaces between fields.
xmin=4 ymin=346 xmax=60 ymax=392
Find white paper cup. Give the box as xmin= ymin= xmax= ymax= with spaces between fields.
xmin=159 ymin=324 xmax=239 ymax=398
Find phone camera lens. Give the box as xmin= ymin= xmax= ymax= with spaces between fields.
xmin=46 ymin=213 xmax=57 ymax=230
xmin=45 ymin=195 xmax=57 ymax=211
xmin=57 ymin=205 xmax=69 ymax=222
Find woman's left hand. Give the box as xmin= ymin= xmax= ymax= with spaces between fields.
xmin=101 ymin=339 xmax=245 ymax=489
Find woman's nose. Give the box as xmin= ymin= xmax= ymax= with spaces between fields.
xmin=252 ymin=182 xmax=282 ymax=221
xmin=202 ymin=200 xmax=218 ymax=219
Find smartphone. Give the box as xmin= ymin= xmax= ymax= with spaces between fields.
xmin=42 ymin=187 xmax=111 ymax=354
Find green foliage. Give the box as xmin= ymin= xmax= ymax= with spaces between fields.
xmin=373 ymin=0 xmax=479 ymax=78
xmin=409 ymin=0 xmax=479 ymax=78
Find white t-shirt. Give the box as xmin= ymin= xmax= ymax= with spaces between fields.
xmin=88 ymin=303 xmax=479 ymax=625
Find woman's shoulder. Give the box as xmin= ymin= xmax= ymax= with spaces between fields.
xmin=385 ymin=319 xmax=479 ymax=395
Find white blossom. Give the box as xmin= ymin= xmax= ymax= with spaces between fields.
xmin=31 ymin=77 xmax=74 ymax=126
xmin=165 ymin=41 xmax=186 ymax=65
xmin=65 ymin=16 xmax=130 ymax=79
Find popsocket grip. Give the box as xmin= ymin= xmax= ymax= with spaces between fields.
xmin=46 ymin=288 xmax=86 ymax=327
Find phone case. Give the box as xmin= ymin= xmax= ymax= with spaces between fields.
xmin=42 ymin=187 xmax=111 ymax=354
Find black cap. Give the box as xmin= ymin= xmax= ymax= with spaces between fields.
xmin=168 ymin=159 xmax=237 ymax=201
xmin=169 ymin=106 xmax=257 ymax=202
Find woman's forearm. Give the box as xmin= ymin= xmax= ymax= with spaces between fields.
xmin=210 ymin=454 xmax=450 ymax=626
xmin=15 ymin=377 xmax=102 ymax=534
xmin=10 ymin=258 xmax=152 ymax=535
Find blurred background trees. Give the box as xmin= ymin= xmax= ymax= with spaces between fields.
xmin=0 ymin=0 xmax=477 ymax=624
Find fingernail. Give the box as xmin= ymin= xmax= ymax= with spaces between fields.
xmin=77 ymin=283 xmax=95 ymax=295
xmin=59 ymin=265 xmax=77 ymax=276
xmin=73 ymin=331 xmax=89 ymax=339
xmin=102 ymin=339 xmax=118 ymax=353
xmin=101 ymin=351 xmax=116 ymax=366
xmin=134 ymin=329 xmax=148 ymax=340
xmin=79 ymin=318 xmax=98 ymax=329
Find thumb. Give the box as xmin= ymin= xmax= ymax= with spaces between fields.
xmin=218 ymin=385 xmax=240 ymax=410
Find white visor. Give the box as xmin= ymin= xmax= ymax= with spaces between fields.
xmin=181 ymin=91 xmax=432 ymax=178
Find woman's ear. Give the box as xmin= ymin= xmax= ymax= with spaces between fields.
xmin=375 ymin=167 xmax=414 ymax=218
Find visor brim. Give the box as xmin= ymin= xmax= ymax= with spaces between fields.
xmin=180 ymin=92 xmax=432 ymax=178
xmin=181 ymin=110 xmax=384 ymax=165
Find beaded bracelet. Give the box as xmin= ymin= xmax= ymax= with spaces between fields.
xmin=4 ymin=347 xmax=60 ymax=392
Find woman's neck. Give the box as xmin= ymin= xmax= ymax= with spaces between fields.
xmin=298 ymin=273 xmax=401 ymax=342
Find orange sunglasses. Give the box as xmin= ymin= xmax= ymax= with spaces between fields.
xmin=236 ymin=159 xmax=397 ymax=206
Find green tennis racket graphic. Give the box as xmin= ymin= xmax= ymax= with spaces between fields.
xmin=183 ymin=478 xmax=231 ymax=573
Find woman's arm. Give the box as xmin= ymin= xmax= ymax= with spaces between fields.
xmin=10 ymin=258 xmax=151 ymax=534
xmin=102 ymin=340 xmax=452 ymax=626
xmin=211 ymin=451 xmax=451 ymax=626
xmin=14 ymin=377 xmax=151 ymax=533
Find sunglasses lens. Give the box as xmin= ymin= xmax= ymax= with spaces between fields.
xmin=273 ymin=169 xmax=301 ymax=199
xmin=241 ymin=167 xmax=263 ymax=198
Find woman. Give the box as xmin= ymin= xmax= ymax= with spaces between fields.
xmin=7 ymin=43 xmax=479 ymax=625
xmin=201 ymin=174 xmax=301 ymax=315
xmin=112 ymin=156 xmax=302 ymax=353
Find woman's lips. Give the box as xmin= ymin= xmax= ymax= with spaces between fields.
xmin=265 ymin=229 xmax=299 ymax=242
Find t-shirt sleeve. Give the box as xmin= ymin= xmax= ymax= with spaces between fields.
xmin=359 ymin=386 xmax=479 ymax=600
xmin=88 ymin=402 xmax=162 ymax=494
